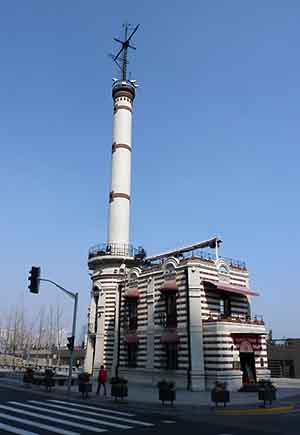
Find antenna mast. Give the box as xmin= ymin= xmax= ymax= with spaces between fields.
xmin=112 ymin=24 xmax=140 ymax=81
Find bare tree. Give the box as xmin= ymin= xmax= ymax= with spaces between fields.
xmin=0 ymin=302 xmax=67 ymax=367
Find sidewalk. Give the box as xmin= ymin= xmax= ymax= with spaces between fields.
xmin=2 ymin=375 xmax=300 ymax=411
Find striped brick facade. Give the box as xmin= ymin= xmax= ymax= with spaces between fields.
xmin=85 ymin=251 xmax=270 ymax=391
xmin=116 ymin=255 xmax=270 ymax=390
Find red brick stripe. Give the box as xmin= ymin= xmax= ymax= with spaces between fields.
xmin=109 ymin=191 xmax=130 ymax=203
xmin=112 ymin=143 xmax=131 ymax=153
xmin=114 ymin=105 xmax=132 ymax=113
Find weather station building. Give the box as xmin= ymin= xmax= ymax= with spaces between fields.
xmin=84 ymin=26 xmax=270 ymax=391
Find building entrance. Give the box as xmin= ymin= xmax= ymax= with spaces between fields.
xmin=240 ymin=352 xmax=256 ymax=384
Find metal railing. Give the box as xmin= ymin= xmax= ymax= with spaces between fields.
xmin=270 ymin=339 xmax=300 ymax=348
xmin=88 ymin=242 xmax=135 ymax=259
xmin=142 ymin=248 xmax=246 ymax=271
xmin=222 ymin=257 xmax=247 ymax=270
xmin=204 ymin=314 xmax=264 ymax=325
xmin=88 ymin=243 xmax=246 ymax=270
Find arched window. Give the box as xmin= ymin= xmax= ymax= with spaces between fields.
xmin=164 ymin=263 xmax=176 ymax=279
xmin=218 ymin=264 xmax=229 ymax=274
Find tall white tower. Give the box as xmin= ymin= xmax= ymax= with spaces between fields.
xmin=107 ymin=79 xmax=135 ymax=252
xmin=84 ymin=25 xmax=139 ymax=375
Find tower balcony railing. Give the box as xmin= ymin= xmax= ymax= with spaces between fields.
xmin=88 ymin=242 xmax=135 ymax=259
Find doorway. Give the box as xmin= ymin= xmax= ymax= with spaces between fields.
xmin=240 ymin=352 xmax=256 ymax=384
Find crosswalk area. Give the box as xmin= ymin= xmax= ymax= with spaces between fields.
xmin=0 ymin=399 xmax=155 ymax=435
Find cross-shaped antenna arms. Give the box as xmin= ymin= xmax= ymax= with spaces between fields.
xmin=111 ymin=24 xmax=140 ymax=81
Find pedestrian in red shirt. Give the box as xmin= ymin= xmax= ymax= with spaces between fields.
xmin=96 ymin=365 xmax=107 ymax=396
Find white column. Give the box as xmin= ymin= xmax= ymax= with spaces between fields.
xmin=187 ymin=266 xmax=205 ymax=391
xmin=84 ymin=337 xmax=94 ymax=374
xmin=146 ymin=278 xmax=155 ymax=371
xmin=84 ymin=294 xmax=97 ymax=374
xmin=93 ymin=289 xmax=106 ymax=372
xmin=89 ymin=295 xmax=97 ymax=333
xmin=107 ymin=94 xmax=133 ymax=247
xmin=112 ymin=284 xmax=120 ymax=375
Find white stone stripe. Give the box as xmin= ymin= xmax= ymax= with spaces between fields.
xmin=0 ymin=422 xmax=38 ymax=435
xmin=0 ymin=412 xmax=79 ymax=435
xmin=0 ymin=404 xmax=106 ymax=433
xmin=8 ymin=402 xmax=131 ymax=430
xmin=48 ymin=400 xmax=135 ymax=416
xmin=32 ymin=401 xmax=153 ymax=427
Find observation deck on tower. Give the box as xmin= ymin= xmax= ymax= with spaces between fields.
xmin=112 ymin=80 xmax=136 ymax=99
xmin=88 ymin=242 xmax=146 ymax=263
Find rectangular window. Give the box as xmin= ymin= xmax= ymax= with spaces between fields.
xmin=220 ymin=296 xmax=231 ymax=317
xmin=166 ymin=343 xmax=178 ymax=370
xmin=127 ymin=344 xmax=137 ymax=367
xmin=127 ymin=301 xmax=138 ymax=330
xmin=166 ymin=295 xmax=177 ymax=328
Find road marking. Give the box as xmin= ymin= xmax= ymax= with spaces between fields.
xmin=0 ymin=404 xmax=107 ymax=433
xmin=0 ymin=421 xmax=38 ymax=435
xmin=0 ymin=412 xmax=80 ymax=435
xmin=48 ymin=399 xmax=135 ymax=416
xmin=30 ymin=400 xmax=154 ymax=427
xmin=8 ymin=402 xmax=132 ymax=430
xmin=161 ymin=420 xmax=176 ymax=424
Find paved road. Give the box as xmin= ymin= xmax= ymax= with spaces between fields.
xmin=0 ymin=384 xmax=299 ymax=435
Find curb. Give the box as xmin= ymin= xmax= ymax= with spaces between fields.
xmin=1 ymin=379 xmax=300 ymax=418
xmin=215 ymin=405 xmax=296 ymax=416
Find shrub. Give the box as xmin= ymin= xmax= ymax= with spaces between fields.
xmin=78 ymin=372 xmax=90 ymax=383
xmin=258 ymin=379 xmax=276 ymax=390
xmin=110 ymin=377 xmax=128 ymax=385
xmin=157 ymin=380 xmax=175 ymax=390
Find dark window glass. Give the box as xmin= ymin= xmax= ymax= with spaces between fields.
xmin=166 ymin=295 xmax=177 ymax=328
xmin=166 ymin=343 xmax=178 ymax=370
xmin=127 ymin=344 xmax=137 ymax=367
xmin=127 ymin=301 xmax=138 ymax=330
xmin=220 ymin=296 xmax=231 ymax=317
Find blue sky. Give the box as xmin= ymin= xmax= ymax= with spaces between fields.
xmin=1 ymin=1 xmax=299 ymax=338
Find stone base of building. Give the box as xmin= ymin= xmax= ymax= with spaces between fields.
xmin=205 ymin=370 xmax=243 ymax=391
xmin=255 ymin=368 xmax=271 ymax=381
xmin=118 ymin=368 xmax=190 ymax=389
xmin=190 ymin=370 xmax=206 ymax=391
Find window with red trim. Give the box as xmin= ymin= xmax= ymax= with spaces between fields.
xmin=166 ymin=294 xmax=177 ymax=328
xmin=166 ymin=343 xmax=178 ymax=370
xmin=127 ymin=343 xmax=137 ymax=367
xmin=126 ymin=300 xmax=138 ymax=330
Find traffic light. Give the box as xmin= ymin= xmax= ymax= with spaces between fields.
xmin=28 ymin=266 xmax=41 ymax=294
xmin=67 ymin=336 xmax=74 ymax=352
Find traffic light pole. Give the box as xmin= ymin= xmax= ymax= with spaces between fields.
xmin=39 ymin=278 xmax=79 ymax=397
xmin=68 ymin=291 xmax=78 ymax=396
